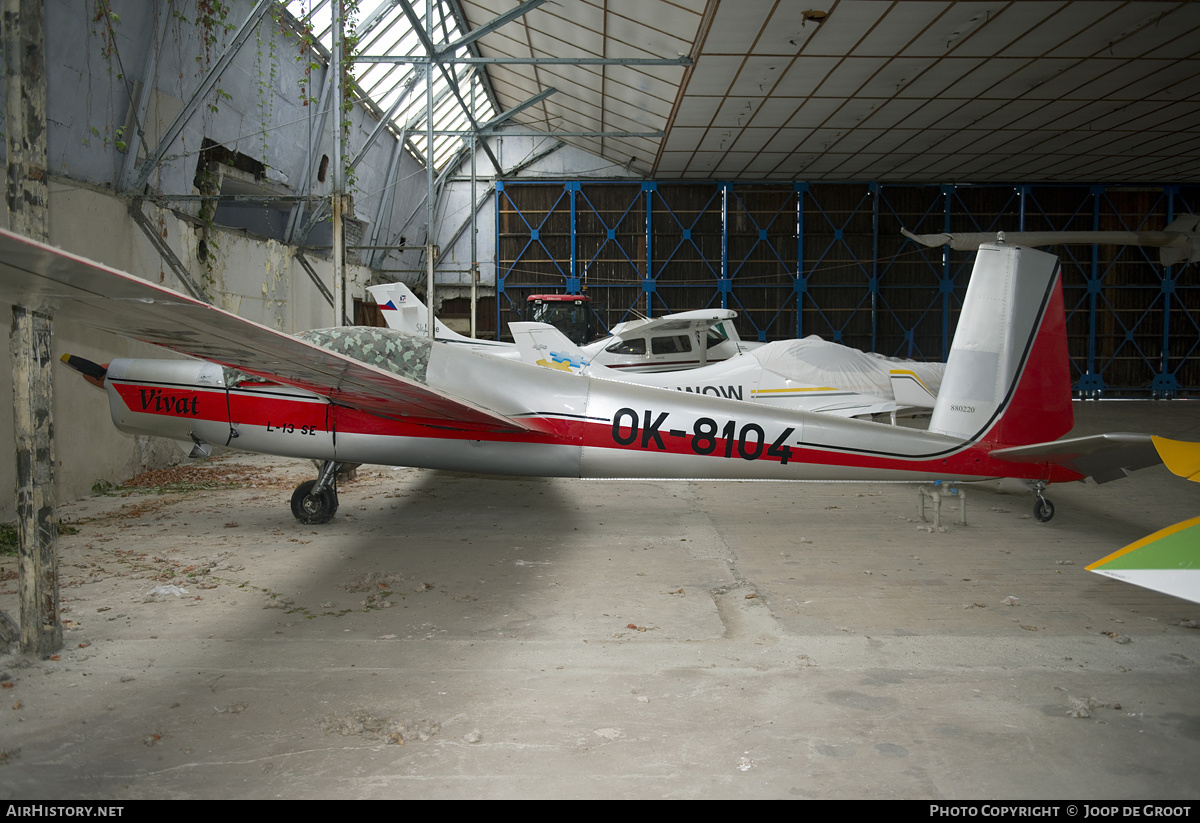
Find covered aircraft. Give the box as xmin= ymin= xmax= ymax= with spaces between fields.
xmin=370 ymin=281 xmax=944 ymax=411
xmin=0 ymin=230 xmax=1174 ymax=526
xmin=508 ymin=320 xmax=943 ymax=419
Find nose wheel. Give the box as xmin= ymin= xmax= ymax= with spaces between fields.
xmin=290 ymin=461 xmax=341 ymax=524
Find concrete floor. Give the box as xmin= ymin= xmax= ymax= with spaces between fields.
xmin=1 ymin=401 xmax=1199 ymax=799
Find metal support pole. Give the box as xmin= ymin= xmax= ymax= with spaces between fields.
xmin=720 ymin=183 xmax=729 ymax=312
xmin=333 ymin=192 xmax=346 ymax=325
xmin=285 ymin=67 xmax=332 ymax=244
xmin=368 ymin=134 xmax=407 ymax=270
xmin=470 ymin=74 xmax=478 ymax=339
xmin=871 ymin=182 xmax=879 ymax=352
xmin=942 ymin=185 xmax=953 ymax=361
xmin=425 ymin=0 xmax=435 ymax=339
xmin=795 ymin=182 xmax=804 ymax=339
xmin=331 ymin=0 xmax=346 ymax=326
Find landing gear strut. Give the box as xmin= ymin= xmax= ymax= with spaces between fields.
xmin=1032 ymin=482 xmax=1055 ymax=522
xmin=291 ymin=460 xmax=341 ymax=524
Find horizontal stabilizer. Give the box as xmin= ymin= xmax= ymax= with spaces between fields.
xmin=1088 ymin=516 xmax=1200 ymax=604
xmin=889 ymin=368 xmax=937 ymax=409
xmin=510 ymin=321 xmax=598 ymax=376
xmin=990 ymin=433 xmax=1162 ymax=483
xmin=1152 ymin=435 xmax=1200 ymax=482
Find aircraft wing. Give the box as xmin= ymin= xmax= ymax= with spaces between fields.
xmin=989 ymin=433 xmax=1161 ymax=483
xmin=610 ymin=309 xmax=737 ymax=338
xmin=0 ymin=229 xmax=526 ymax=433
xmin=901 ymin=216 xmax=1200 ymax=267
xmin=1088 ymin=516 xmax=1200 ymax=604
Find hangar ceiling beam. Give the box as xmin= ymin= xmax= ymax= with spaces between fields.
xmin=435 ymin=0 xmax=548 ymax=61
xmin=355 ymin=56 xmax=693 ymax=66
xmin=355 ymin=64 xmax=428 ymax=169
xmin=434 ymin=130 xmax=665 ymax=138
xmin=357 ymin=0 xmax=403 ymax=41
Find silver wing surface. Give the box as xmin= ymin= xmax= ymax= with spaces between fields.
xmin=0 ymin=229 xmax=525 ymax=433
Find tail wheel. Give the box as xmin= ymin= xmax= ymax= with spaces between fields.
xmin=291 ymin=480 xmax=339 ymax=524
xmin=1033 ymin=498 xmax=1055 ymax=522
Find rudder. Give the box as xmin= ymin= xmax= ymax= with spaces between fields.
xmin=928 ymin=243 xmax=1073 ymax=447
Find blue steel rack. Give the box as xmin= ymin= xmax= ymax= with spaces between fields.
xmin=496 ymin=181 xmax=1198 ymax=397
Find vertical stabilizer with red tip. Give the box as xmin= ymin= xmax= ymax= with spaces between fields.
xmin=928 ymin=244 xmax=1073 ymax=447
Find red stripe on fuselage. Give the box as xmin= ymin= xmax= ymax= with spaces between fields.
xmin=111 ymin=382 xmax=225 ymax=422
xmin=572 ymin=416 xmax=1081 ymax=482
xmin=111 ymin=381 xmax=1080 ymax=483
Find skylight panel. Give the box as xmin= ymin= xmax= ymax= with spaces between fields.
xmin=284 ymin=0 xmax=497 ymax=171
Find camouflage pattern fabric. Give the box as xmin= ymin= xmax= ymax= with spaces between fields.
xmin=298 ymin=327 xmax=433 ymax=383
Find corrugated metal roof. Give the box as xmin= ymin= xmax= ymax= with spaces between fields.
xmin=291 ymin=1 xmax=1200 ymax=182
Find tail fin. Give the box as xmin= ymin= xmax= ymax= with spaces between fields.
xmin=366 ymin=283 xmax=473 ymax=342
xmin=928 ymin=243 xmax=1073 ymax=446
xmin=889 ymin=368 xmax=938 ymax=409
xmin=510 ymin=321 xmax=605 ymax=376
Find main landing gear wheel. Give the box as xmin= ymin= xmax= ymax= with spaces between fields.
xmin=1033 ymin=497 xmax=1055 ymax=522
xmin=291 ymin=479 xmax=339 ymax=524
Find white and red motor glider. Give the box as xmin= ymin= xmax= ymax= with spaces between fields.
xmin=0 ymin=230 xmax=1168 ymax=525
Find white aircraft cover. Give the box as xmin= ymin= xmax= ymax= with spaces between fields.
xmin=751 ymin=335 xmax=946 ymax=400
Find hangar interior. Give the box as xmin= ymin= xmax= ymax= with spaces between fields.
xmin=1 ymin=0 xmax=1199 ymax=800
xmin=2 ymin=0 xmax=1200 ymax=507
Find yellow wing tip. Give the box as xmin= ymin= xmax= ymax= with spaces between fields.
xmin=1152 ymin=435 xmax=1200 ymax=482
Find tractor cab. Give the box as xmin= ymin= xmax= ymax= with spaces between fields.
xmin=524 ymin=294 xmax=598 ymax=345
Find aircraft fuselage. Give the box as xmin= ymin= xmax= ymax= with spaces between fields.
xmin=102 ymin=352 xmax=1081 ymax=486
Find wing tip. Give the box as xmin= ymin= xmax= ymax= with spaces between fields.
xmin=1152 ymin=435 xmax=1200 ymax=482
